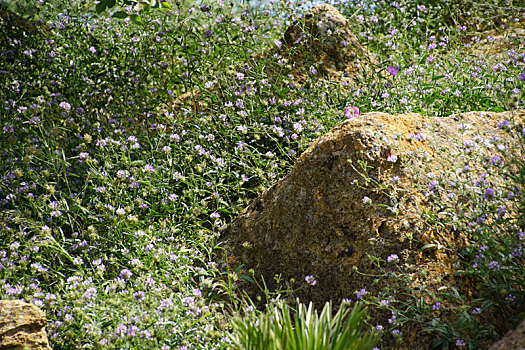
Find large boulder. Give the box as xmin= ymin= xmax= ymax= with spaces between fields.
xmin=218 ymin=110 xmax=524 ymax=347
xmin=489 ymin=318 xmax=525 ymax=350
xmin=0 ymin=300 xmax=52 ymax=350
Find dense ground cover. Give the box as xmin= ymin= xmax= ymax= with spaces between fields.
xmin=0 ymin=0 xmax=524 ymax=348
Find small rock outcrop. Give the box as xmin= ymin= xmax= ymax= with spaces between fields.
xmin=251 ymin=4 xmax=373 ymax=86
xmin=283 ymin=4 xmax=370 ymax=77
xmin=0 ymin=300 xmax=52 ymax=350
xmin=489 ymin=318 xmax=525 ymax=350
xmin=218 ymin=110 xmax=524 ymax=348
xmin=176 ymin=4 xmax=375 ymax=111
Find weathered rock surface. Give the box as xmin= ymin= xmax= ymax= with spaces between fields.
xmin=219 ymin=109 xmax=524 ymax=348
xmin=489 ymin=318 xmax=525 ymax=350
xmin=283 ymin=4 xmax=370 ymax=76
xmin=252 ymin=4 xmax=373 ymax=86
xmin=0 ymin=300 xmax=52 ymax=350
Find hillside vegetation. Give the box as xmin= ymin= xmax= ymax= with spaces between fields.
xmin=1 ymin=0 xmax=524 ymax=349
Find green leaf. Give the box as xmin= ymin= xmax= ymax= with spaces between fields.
xmin=112 ymin=11 xmax=128 ymax=18
xmin=161 ymin=1 xmax=172 ymax=10
xmin=130 ymin=14 xmax=142 ymax=24
xmin=229 ymin=299 xmax=378 ymax=350
xmin=233 ymin=264 xmax=244 ymax=274
xmin=95 ymin=0 xmax=108 ymax=13
xmin=420 ymin=243 xmax=437 ymax=251
xmin=239 ymin=274 xmax=255 ymax=283
xmin=107 ymin=0 xmax=116 ymax=8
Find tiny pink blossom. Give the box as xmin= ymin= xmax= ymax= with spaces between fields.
xmin=305 ymin=275 xmax=317 ymax=286
xmin=345 ymin=106 xmax=360 ymax=118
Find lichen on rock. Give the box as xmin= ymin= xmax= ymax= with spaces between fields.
xmin=0 ymin=299 xmax=52 ymax=350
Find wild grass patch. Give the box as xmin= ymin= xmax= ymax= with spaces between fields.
xmin=1 ymin=0 xmax=524 ymax=348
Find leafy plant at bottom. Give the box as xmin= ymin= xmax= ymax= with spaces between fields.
xmin=229 ymin=298 xmax=379 ymax=350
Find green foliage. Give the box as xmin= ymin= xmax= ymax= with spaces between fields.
xmin=354 ymin=115 xmax=525 ymax=348
xmin=0 ymin=0 xmax=49 ymax=20
xmin=0 ymin=0 xmax=524 ymax=347
xmin=230 ymin=299 xmax=379 ymax=350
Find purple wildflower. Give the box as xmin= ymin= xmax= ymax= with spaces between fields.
xmin=490 ymin=155 xmax=502 ymax=166
xmin=414 ymin=133 xmax=426 ymax=141
xmin=497 ymin=120 xmax=509 ymax=129
xmin=50 ymin=210 xmax=62 ymax=217
xmin=472 ymin=307 xmax=481 ymax=314
xmin=159 ymin=298 xmax=174 ymax=310
xmin=356 ymin=288 xmax=367 ymax=299
xmin=392 ymin=329 xmax=402 ymax=336
xmin=387 ymin=312 xmax=397 ymax=325
xmin=387 ymin=155 xmax=398 ymax=162
xmin=83 ymin=287 xmax=97 ymax=300
xmin=483 ymin=188 xmax=495 ymax=200
xmin=119 ymin=269 xmax=133 ymax=279
xmin=488 ymin=261 xmax=500 ymax=270
xmin=144 ymin=164 xmax=155 ymax=172
xmin=181 ymin=296 xmax=194 ymax=307
xmin=133 ymin=291 xmax=145 ymax=301
xmin=387 ymin=66 xmax=399 ymax=76
xmin=115 ymin=324 xmax=127 ymax=337
xmin=387 ymin=254 xmax=399 ymax=263
xmin=128 ymin=325 xmax=139 ymax=337
xmin=59 ymin=102 xmax=71 ymax=110
xmin=305 ymin=275 xmax=317 ymax=286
